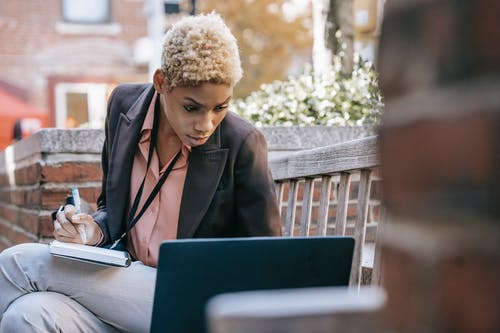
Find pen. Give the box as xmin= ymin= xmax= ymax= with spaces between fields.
xmin=71 ymin=187 xmax=87 ymax=244
xmin=71 ymin=187 xmax=81 ymax=214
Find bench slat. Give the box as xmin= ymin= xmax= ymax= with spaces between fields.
xmin=275 ymin=182 xmax=284 ymax=214
xmin=334 ymin=172 xmax=351 ymax=236
xmin=371 ymin=205 xmax=386 ymax=286
xmin=299 ymin=178 xmax=315 ymax=236
xmin=349 ymin=169 xmax=372 ymax=286
xmin=317 ymin=175 xmax=332 ymax=236
xmin=284 ymin=180 xmax=299 ymax=236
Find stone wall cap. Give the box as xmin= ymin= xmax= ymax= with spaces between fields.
xmin=1 ymin=129 xmax=104 ymax=164
xmin=0 ymin=126 xmax=375 ymax=165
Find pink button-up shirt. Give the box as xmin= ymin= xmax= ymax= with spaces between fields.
xmin=127 ymin=93 xmax=190 ymax=267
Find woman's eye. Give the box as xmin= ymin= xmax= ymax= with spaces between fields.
xmin=183 ymin=105 xmax=198 ymax=112
xmin=214 ymin=105 xmax=228 ymax=112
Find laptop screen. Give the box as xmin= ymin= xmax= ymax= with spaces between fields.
xmin=150 ymin=236 xmax=354 ymax=333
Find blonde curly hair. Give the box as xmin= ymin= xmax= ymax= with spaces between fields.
xmin=160 ymin=13 xmax=243 ymax=90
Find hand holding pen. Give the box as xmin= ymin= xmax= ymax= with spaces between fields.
xmin=71 ymin=187 xmax=87 ymax=244
xmin=53 ymin=188 xmax=103 ymax=246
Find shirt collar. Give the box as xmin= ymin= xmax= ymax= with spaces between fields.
xmin=139 ymin=92 xmax=157 ymax=143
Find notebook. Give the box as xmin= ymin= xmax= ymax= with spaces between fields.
xmin=49 ymin=240 xmax=131 ymax=267
xmin=150 ymin=236 xmax=354 ymax=333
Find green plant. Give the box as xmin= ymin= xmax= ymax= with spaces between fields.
xmin=233 ymin=43 xmax=383 ymax=126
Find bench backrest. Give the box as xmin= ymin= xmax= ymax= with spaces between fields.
xmin=269 ymin=135 xmax=383 ymax=286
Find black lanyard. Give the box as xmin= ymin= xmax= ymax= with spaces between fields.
xmin=110 ymin=102 xmax=181 ymax=250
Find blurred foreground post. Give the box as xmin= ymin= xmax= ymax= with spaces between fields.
xmin=378 ymin=0 xmax=500 ymax=332
xmin=208 ymin=287 xmax=386 ymax=333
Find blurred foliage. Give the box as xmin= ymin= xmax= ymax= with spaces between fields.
xmin=233 ymin=41 xmax=383 ymax=126
xmin=195 ymin=0 xmax=313 ymax=98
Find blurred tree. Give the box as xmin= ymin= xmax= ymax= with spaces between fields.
xmin=195 ymin=0 xmax=313 ymax=98
xmin=313 ymin=0 xmax=355 ymax=74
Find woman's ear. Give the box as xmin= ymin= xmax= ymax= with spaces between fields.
xmin=153 ymin=69 xmax=166 ymax=93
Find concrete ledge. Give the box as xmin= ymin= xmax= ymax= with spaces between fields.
xmin=0 ymin=129 xmax=104 ymax=169
xmin=0 ymin=126 xmax=375 ymax=168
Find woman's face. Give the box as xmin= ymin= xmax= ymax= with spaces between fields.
xmin=156 ymin=76 xmax=233 ymax=147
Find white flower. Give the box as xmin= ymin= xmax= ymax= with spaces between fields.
xmin=233 ymin=35 xmax=383 ymax=126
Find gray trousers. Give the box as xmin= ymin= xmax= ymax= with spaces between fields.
xmin=0 ymin=243 xmax=156 ymax=333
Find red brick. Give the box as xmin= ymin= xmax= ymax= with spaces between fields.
xmin=39 ymin=186 xmax=101 ymax=210
xmin=14 ymin=163 xmax=42 ymax=185
xmin=10 ymin=187 xmax=42 ymax=208
xmin=370 ymin=179 xmax=383 ymax=200
xmin=349 ymin=182 xmax=359 ymax=200
xmin=0 ymin=189 xmax=11 ymax=204
xmin=39 ymin=213 xmax=55 ymax=238
xmin=0 ymin=222 xmax=15 ymax=245
xmin=0 ymin=204 xmax=16 ymax=223
xmin=0 ymin=237 xmax=11 ymax=251
xmin=0 ymin=214 xmax=38 ymax=244
xmin=40 ymin=187 xmax=72 ymax=210
xmin=16 ymin=209 xmax=40 ymax=235
xmin=281 ymin=182 xmax=290 ymax=202
xmin=41 ymin=162 xmax=102 ymax=183
xmin=12 ymin=229 xmax=37 ymax=245
xmin=0 ymin=174 xmax=9 ymax=187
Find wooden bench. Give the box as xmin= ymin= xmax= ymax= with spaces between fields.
xmin=269 ymin=135 xmax=382 ymax=286
xmin=206 ymin=136 xmax=385 ymax=332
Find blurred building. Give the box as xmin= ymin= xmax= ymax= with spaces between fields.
xmin=0 ymin=0 xmax=154 ymax=133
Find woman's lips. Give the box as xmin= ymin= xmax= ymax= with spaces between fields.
xmin=188 ymin=135 xmax=209 ymax=145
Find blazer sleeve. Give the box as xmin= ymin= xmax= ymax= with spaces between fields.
xmin=233 ymin=129 xmax=282 ymax=236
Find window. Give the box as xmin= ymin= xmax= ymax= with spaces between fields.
xmin=165 ymin=0 xmax=181 ymax=14
xmin=62 ymin=0 xmax=111 ymax=24
xmin=55 ymin=83 xmax=108 ymax=129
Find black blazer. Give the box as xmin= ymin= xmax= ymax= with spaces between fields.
xmin=92 ymin=84 xmax=281 ymax=246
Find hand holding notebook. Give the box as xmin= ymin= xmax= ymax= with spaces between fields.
xmin=49 ymin=240 xmax=131 ymax=267
xmin=50 ymin=189 xmax=129 ymax=267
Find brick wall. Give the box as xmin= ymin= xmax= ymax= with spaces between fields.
xmin=0 ymin=129 xmax=103 ymax=250
xmin=0 ymin=0 xmax=148 ymax=112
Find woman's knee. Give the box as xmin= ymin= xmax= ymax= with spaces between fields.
xmin=1 ymin=242 xmax=47 ymax=258
xmin=0 ymin=243 xmax=48 ymax=266
xmin=0 ymin=292 xmax=58 ymax=332
xmin=1 ymin=292 xmax=118 ymax=333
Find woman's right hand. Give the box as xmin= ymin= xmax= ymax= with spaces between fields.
xmin=54 ymin=205 xmax=103 ymax=246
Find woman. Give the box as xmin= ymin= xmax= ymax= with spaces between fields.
xmin=0 ymin=13 xmax=280 ymax=332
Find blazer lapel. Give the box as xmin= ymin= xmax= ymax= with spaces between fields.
xmin=177 ymin=126 xmax=228 ymax=238
xmin=107 ymin=85 xmax=156 ymax=232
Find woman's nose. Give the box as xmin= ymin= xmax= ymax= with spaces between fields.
xmin=194 ymin=114 xmax=214 ymax=134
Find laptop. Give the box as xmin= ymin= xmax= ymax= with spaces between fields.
xmin=150 ymin=236 xmax=354 ymax=333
